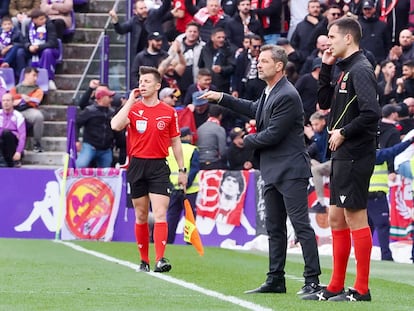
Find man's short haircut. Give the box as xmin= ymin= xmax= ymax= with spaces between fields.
xmin=211 ymin=27 xmax=225 ymax=36
xmin=403 ymin=59 xmax=414 ymax=68
xmin=1 ymin=16 xmax=12 ymax=23
xmin=328 ymin=17 xmax=362 ymax=44
xmin=328 ymin=4 xmax=341 ymax=11
xmin=186 ymin=21 xmax=200 ymax=30
xmin=260 ymin=44 xmax=288 ymax=69
xmin=308 ymin=0 xmax=320 ymax=6
xmin=24 ymin=66 xmax=39 ymax=75
xmin=208 ymin=104 xmax=223 ymax=118
xmin=30 ymin=9 xmax=47 ymax=19
xmin=139 ymin=66 xmax=161 ymax=83
xmin=197 ymin=68 xmax=212 ymax=77
xmin=237 ymin=0 xmax=251 ymax=5
xmin=309 ymin=111 xmax=326 ymax=122
xmin=380 ymin=59 xmax=395 ymax=69
xmin=250 ymin=34 xmax=262 ymax=42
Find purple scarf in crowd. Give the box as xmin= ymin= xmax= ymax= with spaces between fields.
xmin=29 ymin=22 xmax=47 ymax=66
xmin=0 ymin=30 xmax=12 ymax=50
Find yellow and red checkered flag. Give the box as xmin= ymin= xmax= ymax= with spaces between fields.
xmin=184 ymin=198 xmax=204 ymax=256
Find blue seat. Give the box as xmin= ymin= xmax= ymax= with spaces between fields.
xmin=0 ymin=67 xmax=16 ymax=90
xmin=19 ymin=68 xmax=49 ymax=94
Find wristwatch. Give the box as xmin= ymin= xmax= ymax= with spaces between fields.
xmin=340 ymin=128 xmax=347 ymax=138
xmin=178 ymin=167 xmax=187 ymax=173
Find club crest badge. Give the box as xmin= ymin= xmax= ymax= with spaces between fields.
xmin=157 ymin=120 xmax=166 ymax=130
xmin=136 ymin=120 xmax=147 ymax=133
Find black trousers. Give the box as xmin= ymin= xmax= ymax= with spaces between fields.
xmin=263 ymin=178 xmax=321 ymax=284
xmin=367 ymin=193 xmax=393 ymax=260
xmin=0 ymin=130 xmax=18 ymax=167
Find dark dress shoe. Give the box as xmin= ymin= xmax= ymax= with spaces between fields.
xmin=244 ymin=282 xmax=287 ymax=294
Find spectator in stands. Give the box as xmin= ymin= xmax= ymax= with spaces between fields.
xmin=183 ymin=67 xmax=216 ymax=106
xmin=250 ymin=0 xmax=282 ymax=44
xmin=396 ymin=59 xmax=414 ymax=101
xmin=130 ymin=31 xmax=168 ymax=89
xmin=159 ymin=87 xmax=198 ymax=142
xmin=225 ymin=0 xmax=263 ymax=49
xmin=196 ymin=103 xmax=227 ymax=169
xmin=300 ymin=34 xmax=329 ymax=74
xmin=109 ymin=0 xmax=171 ymax=66
xmin=295 ymin=57 xmax=321 ymax=124
xmin=10 ymin=66 xmax=44 ymax=152
xmin=388 ymin=28 xmax=414 ymax=75
xmin=358 ymin=0 xmax=391 ymax=65
xmin=40 ymin=0 xmax=74 ymax=40
xmin=276 ymin=37 xmax=305 ymax=74
xmin=22 ymin=9 xmax=59 ymax=90
xmin=185 ymin=0 xmax=230 ymax=43
xmin=291 ymin=0 xmax=323 ymax=59
xmin=305 ymin=110 xmax=329 ymax=213
xmin=9 ymin=0 xmax=41 ymax=37
xmin=224 ymin=126 xmax=255 ymax=170
xmin=166 ymin=126 xmax=200 ymax=244
xmin=379 ymin=104 xmax=402 ymax=176
xmin=308 ymin=4 xmax=342 ymax=54
xmin=174 ymin=22 xmax=205 ymax=99
xmin=397 ymin=102 xmax=414 ymax=138
xmin=158 ymin=40 xmax=186 ymax=91
xmin=0 ymin=1 xmax=11 ymax=20
xmin=0 ymin=92 xmax=26 ymax=167
xmin=191 ymin=89 xmax=211 ymax=128
xmin=0 ymin=16 xmax=26 ymax=76
xmin=76 ymin=85 xmax=116 ymax=168
xmin=198 ymin=27 xmax=235 ymax=92
xmin=377 ymin=59 xmax=397 ymax=107
xmin=76 ymin=78 xmax=100 ymax=110
xmin=231 ymin=34 xmax=266 ymax=100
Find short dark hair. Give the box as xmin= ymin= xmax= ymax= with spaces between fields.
xmin=139 ymin=66 xmax=161 ymax=83
xmin=403 ymin=59 xmax=414 ymax=68
xmin=250 ymin=34 xmax=262 ymax=42
xmin=30 ymin=9 xmax=47 ymax=19
xmin=197 ymin=68 xmax=212 ymax=77
xmin=208 ymin=104 xmax=223 ymax=118
xmin=328 ymin=17 xmax=362 ymax=44
xmin=211 ymin=27 xmax=225 ymax=36
xmin=24 ymin=66 xmax=39 ymax=75
xmin=186 ymin=21 xmax=200 ymax=30
xmin=1 ymin=16 xmax=12 ymax=23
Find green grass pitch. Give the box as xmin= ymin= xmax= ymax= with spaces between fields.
xmin=0 ymin=238 xmax=413 ymax=311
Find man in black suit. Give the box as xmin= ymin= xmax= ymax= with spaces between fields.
xmin=200 ymin=44 xmax=321 ymax=296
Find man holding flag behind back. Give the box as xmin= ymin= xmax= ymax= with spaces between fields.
xmin=166 ymin=126 xmax=200 ymax=245
xmin=111 ymin=66 xmax=187 ymax=273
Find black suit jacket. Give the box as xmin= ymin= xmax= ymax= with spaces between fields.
xmin=220 ymin=76 xmax=311 ymax=184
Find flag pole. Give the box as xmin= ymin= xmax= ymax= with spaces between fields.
xmin=55 ymin=153 xmax=69 ymax=241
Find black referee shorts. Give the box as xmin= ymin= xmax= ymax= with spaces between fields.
xmin=330 ymin=155 xmax=375 ymax=209
xmin=127 ymin=157 xmax=171 ymax=199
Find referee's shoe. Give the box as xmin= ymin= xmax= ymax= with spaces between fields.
xmin=154 ymin=257 xmax=172 ymax=273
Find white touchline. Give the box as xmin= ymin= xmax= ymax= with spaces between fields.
xmin=56 ymin=240 xmax=274 ymax=311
